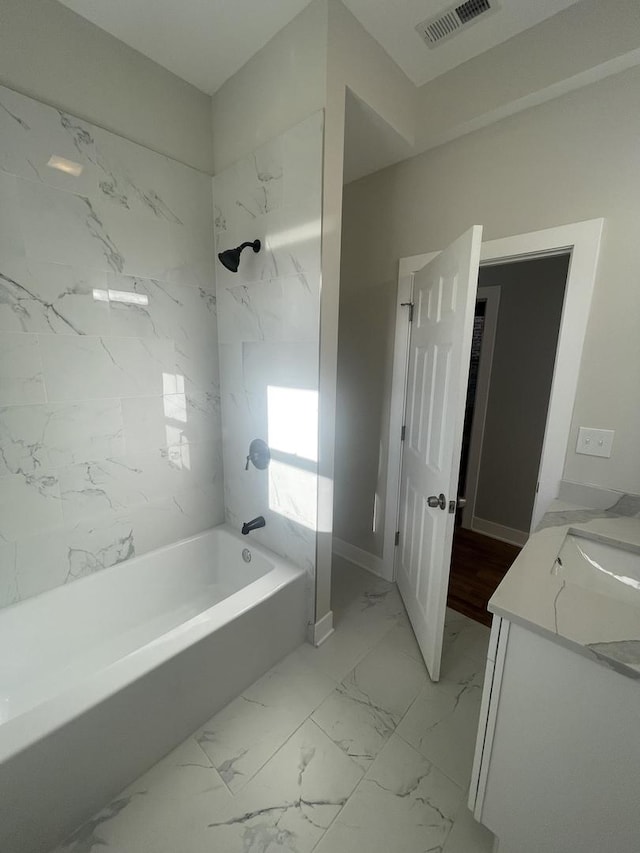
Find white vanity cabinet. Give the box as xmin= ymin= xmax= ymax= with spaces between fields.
xmin=469 ymin=615 xmax=640 ymax=853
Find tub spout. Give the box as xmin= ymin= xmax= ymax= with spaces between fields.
xmin=242 ymin=516 xmax=266 ymax=535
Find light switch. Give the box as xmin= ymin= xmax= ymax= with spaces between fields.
xmin=576 ymin=427 xmax=615 ymax=458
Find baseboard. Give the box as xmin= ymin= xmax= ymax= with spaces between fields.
xmin=332 ymin=537 xmax=385 ymax=579
xmin=308 ymin=611 xmax=334 ymax=647
xmin=471 ymin=517 xmax=529 ymax=547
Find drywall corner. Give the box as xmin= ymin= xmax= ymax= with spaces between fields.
xmin=0 ymin=0 xmax=213 ymax=172
xmin=211 ymin=0 xmax=329 ymax=174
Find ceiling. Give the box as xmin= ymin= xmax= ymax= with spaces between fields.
xmin=342 ymin=0 xmax=581 ymax=86
xmin=58 ymin=0 xmax=582 ymax=94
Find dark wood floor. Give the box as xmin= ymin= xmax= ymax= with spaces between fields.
xmin=447 ymin=527 xmax=522 ymax=627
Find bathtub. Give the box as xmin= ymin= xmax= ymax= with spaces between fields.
xmin=0 ymin=525 xmax=307 ymax=853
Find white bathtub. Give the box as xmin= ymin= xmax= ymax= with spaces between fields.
xmin=0 ymin=525 xmax=307 ymax=853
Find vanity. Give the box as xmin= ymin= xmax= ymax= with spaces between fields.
xmin=469 ymin=499 xmax=640 ymax=853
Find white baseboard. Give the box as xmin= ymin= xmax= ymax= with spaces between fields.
xmin=308 ymin=611 xmax=334 ymax=647
xmin=471 ymin=517 xmax=529 ymax=547
xmin=332 ymin=537 xmax=385 ymax=578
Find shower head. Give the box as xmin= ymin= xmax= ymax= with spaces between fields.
xmin=217 ymin=240 xmax=261 ymax=273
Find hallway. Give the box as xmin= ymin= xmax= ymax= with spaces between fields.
xmin=448 ymin=528 xmax=521 ymax=626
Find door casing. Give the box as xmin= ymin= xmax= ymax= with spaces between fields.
xmin=382 ymin=218 xmax=604 ymax=582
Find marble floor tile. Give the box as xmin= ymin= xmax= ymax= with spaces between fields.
xmin=443 ymin=801 xmax=496 ymax=852
xmin=295 ymin=619 xmax=375 ymax=682
xmin=54 ymin=737 xmax=230 ymax=853
xmin=311 ymin=631 xmax=426 ymax=769
xmin=397 ymin=654 xmax=484 ymax=787
xmin=195 ymin=647 xmax=336 ymax=793
xmin=206 ymin=719 xmax=363 ymax=853
xmin=380 ymin=615 xmax=424 ymax=663
xmin=49 ymin=557 xmax=496 ymax=853
xmin=314 ymin=733 xmax=464 ymax=853
xmin=445 ymin=613 xmax=491 ymax=666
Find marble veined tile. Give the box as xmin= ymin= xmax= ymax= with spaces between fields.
xmin=311 ymin=633 xmax=426 ymax=769
xmin=195 ymin=647 xmax=336 ymax=794
xmin=206 ymin=719 xmax=363 ymax=853
xmin=217 ymin=273 xmax=319 ymax=346
xmin=0 ymin=468 xmax=63 ymax=541
xmin=121 ymin=391 xmax=221 ymax=456
xmin=65 ymin=512 xmax=135 ymax=584
xmin=0 ymin=172 xmax=35 ymax=328
xmin=88 ymin=124 xmax=184 ymax=225
xmin=58 ymin=440 xmax=220 ymax=526
xmin=175 ymin=337 xmax=220 ymax=398
xmin=13 ymin=510 xmax=135 ymax=594
xmin=397 ymin=653 xmax=484 ymax=787
xmin=9 ymin=261 xmax=112 ymax=336
xmin=105 ymin=274 xmax=217 ymax=343
xmin=130 ymin=481 xmax=224 ymax=556
xmin=0 ymin=333 xmax=45 ymax=405
xmin=297 ymin=621 xmax=376 ymax=683
xmin=217 ymin=279 xmax=284 ymax=345
xmin=54 ymin=737 xmax=230 ymax=853
xmin=16 ymin=178 xmax=126 ymax=274
xmin=266 ymin=196 xmax=322 ymax=279
xmin=0 ymin=399 xmax=124 ymax=476
xmin=251 ymin=512 xmax=316 ymax=578
xmin=282 ymin=111 xmax=324 ymax=209
xmin=314 ymin=734 xmax=463 ymax=853
xmin=443 ymin=612 xmax=491 ymax=666
xmin=0 ymin=539 xmax=18 ymax=608
xmin=443 ymin=802 xmax=495 ymax=853
xmin=0 ymin=85 xmax=98 ymax=196
xmin=58 ymin=450 xmax=184 ymax=524
xmin=242 ymin=341 xmax=319 ymax=395
xmin=38 ymin=334 xmax=175 ymax=401
xmin=213 ymin=134 xmax=283 ymax=238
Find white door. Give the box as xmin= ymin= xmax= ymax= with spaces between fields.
xmin=396 ymin=226 xmax=482 ymax=681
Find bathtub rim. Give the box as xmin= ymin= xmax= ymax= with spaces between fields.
xmin=0 ymin=524 xmax=306 ymax=766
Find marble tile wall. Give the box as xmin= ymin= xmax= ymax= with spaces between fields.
xmin=213 ymin=112 xmax=324 ymax=617
xmin=0 ymin=85 xmax=224 ymax=608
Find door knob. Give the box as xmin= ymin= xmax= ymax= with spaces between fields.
xmin=427 ymin=493 xmax=447 ymax=510
xmin=456 ymin=497 xmax=467 ymax=509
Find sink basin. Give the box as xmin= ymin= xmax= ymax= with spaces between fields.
xmin=553 ymin=531 xmax=640 ymax=606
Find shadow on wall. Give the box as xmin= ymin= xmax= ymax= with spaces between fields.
xmin=333 ymin=279 xmax=397 ymax=558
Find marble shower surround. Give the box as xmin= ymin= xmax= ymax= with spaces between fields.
xmin=213 ymin=112 xmax=324 ymax=598
xmin=0 ymin=85 xmax=223 ymax=608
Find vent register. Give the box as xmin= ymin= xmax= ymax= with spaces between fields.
xmin=416 ymin=0 xmax=495 ymax=47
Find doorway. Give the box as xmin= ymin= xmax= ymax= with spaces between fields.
xmin=447 ymin=254 xmax=570 ymax=625
xmin=384 ymin=219 xmax=602 ymax=679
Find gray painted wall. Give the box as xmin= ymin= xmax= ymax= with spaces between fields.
xmin=0 ymin=0 xmax=213 ymax=172
xmin=336 ymin=65 xmax=640 ymax=559
xmin=474 ymin=256 xmax=569 ymax=533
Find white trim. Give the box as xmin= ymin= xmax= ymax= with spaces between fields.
xmin=461 ymin=285 xmax=501 ymax=530
xmin=471 ymin=517 xmax=529 ymax=548
xmin=385 ymin=219 xmax=603 ymax=578
xmin=333 ymin=537 xmax=385 ymax=579
xmin=308 ymin=611 xmax=334 ymax=647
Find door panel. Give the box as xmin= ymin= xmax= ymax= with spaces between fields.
xmin=396 ymin=227 xmax=482 ymax=681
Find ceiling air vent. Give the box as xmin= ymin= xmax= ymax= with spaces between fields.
xmin=416 ymin=0 xmax=496 ymax=48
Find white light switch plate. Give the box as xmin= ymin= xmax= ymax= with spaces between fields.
xmin=576 ymin=427 xmax=615 ymax=458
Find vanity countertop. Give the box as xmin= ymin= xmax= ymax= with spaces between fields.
xmin=489 ymin=498 xmax=640 ymax=680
